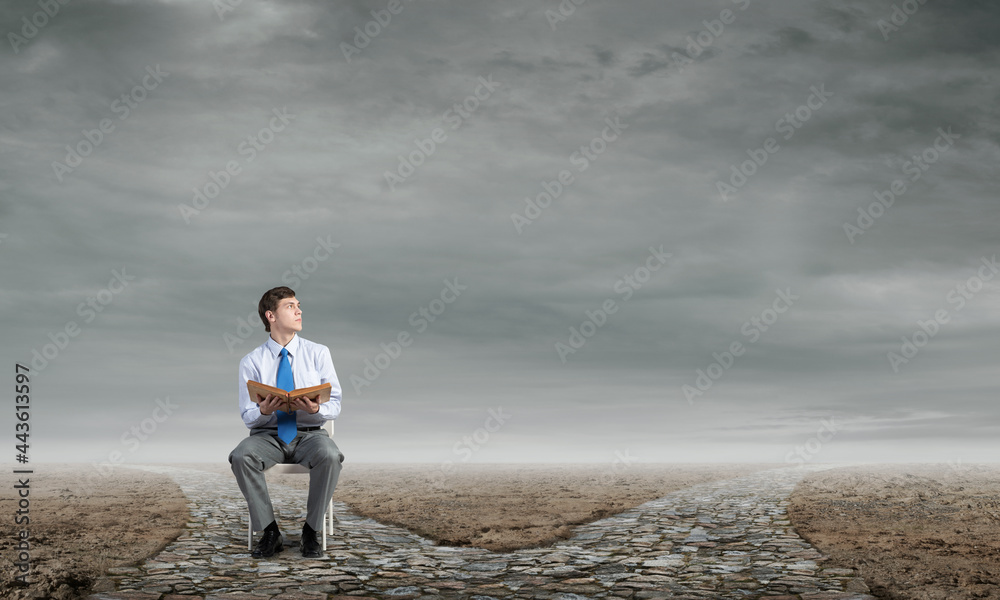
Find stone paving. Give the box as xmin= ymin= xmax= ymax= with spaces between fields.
xmin=86 ymin=464 xmax=876 ymax=600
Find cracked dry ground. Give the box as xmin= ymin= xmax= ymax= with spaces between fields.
xmin=81 ymin=464 xmax=875 ymax=600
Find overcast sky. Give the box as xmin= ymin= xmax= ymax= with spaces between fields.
xmin=2 ymin=0 xmax=998 ymax=470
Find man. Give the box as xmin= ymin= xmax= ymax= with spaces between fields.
xmin=229 ymin=286 xmax=344 ymax=558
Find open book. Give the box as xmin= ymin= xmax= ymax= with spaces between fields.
xmin=246 ymin=380 xmax=332 ymax=413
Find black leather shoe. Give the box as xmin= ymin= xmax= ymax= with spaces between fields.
xmin=301 ymin=526 xmax=322 ymax=558
xmin=251 ymin=528 xmax=283 ymax=558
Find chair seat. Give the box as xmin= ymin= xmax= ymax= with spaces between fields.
xmin=266 ymin=463 xmax=311 ymax=474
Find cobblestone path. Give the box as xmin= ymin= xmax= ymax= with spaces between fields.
xmin=85 ymin=465 xmax=876 ymax=600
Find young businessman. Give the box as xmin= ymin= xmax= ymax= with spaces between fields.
xmin=229 ymin=286 xmax=344 ymax=558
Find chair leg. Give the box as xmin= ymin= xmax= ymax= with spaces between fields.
xmin=247 ymin=510 xmax=252 ymax=551
xmin=322 ymin=504 xmax=327 ymax=551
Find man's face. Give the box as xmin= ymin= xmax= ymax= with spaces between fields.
xmin=268 ymin=296 xmax=302 ymax=333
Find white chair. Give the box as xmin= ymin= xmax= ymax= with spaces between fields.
xmin=247 ymin=420 xmax=336 ymax=551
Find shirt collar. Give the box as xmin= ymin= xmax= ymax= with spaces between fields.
xmin=265 ymin=333 xmax=300 ymax=358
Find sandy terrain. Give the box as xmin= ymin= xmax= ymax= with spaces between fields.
xmin=787 ymin=463 xmax=1000 ymax=600
xmin=0 ymin=465 xmax=188 ymax=600
xmin=7 ymin=462 xmax=1000 ymax=600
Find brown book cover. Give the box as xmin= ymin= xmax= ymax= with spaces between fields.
xmin=246 ymin=380 xmax=332 ymax=413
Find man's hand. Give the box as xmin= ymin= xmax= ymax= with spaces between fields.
xmin=258 ymin=394 xmax=285 ymax=416
xmin=289 ymin=395 xmax=321 ymax=414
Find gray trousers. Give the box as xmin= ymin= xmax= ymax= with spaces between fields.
xmin=229 ymin=427 xmax=344 ymax=532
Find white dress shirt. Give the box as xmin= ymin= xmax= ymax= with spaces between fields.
xmin=238 ymin=334 xmax=342 ymax=429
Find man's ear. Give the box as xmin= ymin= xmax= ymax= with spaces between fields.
xmin=266 ymin=311 xmax=275 ymax=322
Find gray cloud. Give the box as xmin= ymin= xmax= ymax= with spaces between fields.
xmin=2 ymin=0 xmax=999 ymax=466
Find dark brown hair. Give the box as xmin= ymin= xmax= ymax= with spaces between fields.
xmin=258 ymin=286 xmax=296 ymax=332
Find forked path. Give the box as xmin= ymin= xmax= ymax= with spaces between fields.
xmin=87 ymin=464 xmax=876 ymax=600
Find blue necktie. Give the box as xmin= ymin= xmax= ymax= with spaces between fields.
xmin=275 ymin=348 xmax=297 ymax=444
